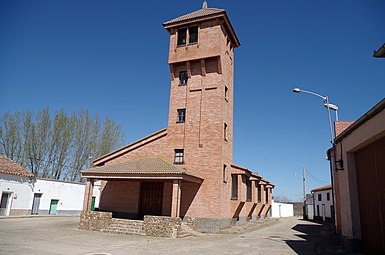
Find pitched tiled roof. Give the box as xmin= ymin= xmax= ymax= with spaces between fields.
xmin=312 ymin=185 xmax=332 ymax=192
xmin=82 ymin=157 xmax=201 ymax=178
xmin=0 ymin=156 xmax=35 ymax=177
xmin=163 ymin=8 xmax=225 ymax=25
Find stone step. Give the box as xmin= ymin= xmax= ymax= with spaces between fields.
xmin=101 ymin=228 xmax=144 ymax=236
xmin=109 ymin=223 xmax=143 ymax=228
xmin=101 ymin=218 xmax=145 ymax=236
xmin=107 ymin=226 xmax=143 ymax=232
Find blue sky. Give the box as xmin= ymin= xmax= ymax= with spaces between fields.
xmin=1 ymin=0 xmax=384 ymax=201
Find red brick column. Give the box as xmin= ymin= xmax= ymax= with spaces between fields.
xmin=171 ymin=180 xmax=181 ymax=218
xmin=82 ymin=178 xmax=94 ymax=212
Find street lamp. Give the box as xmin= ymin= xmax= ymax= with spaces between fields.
xmin=292 ymin=87 xmax=337 ymax=143
xmin=293 ymin=87 xmax=339 ymax=229
xmin=324 ymin=103 xmax=339 ymax=121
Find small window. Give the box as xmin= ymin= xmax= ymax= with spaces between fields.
xmin=223 ymin=164 xmax=227 ymax=183
xmin=326 ymin=192 xmax=330 ymax=201
xmin=231 ymin=174 xmax=238 ymax=200
xmin=225 ymin=86 xmax=229 ymax=101
xmin=174 ymin=149 xmax=184 ymax=164
xmin=189 ymin=26 xmax=198 ymax=44
xmin=177 ymin=108 xmax=186 ymax=123
xmin=246 ymin=181 xmax=252 ymax=202
xmin=224 ymin=123 xmax=228 ymax=141
xmin=318 ymin=193 xmax=322 ymax=201
xmin=177 ymin=28 xmax=187 ymax=46
xmin=179 ymin=71 xmax=188 ymax=86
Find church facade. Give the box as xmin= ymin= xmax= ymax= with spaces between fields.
xmin=81 ymin=5 xmax=274 ymax=235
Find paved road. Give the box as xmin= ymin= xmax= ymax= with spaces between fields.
xmin=0 ymin=216 xmax=351 ymax=255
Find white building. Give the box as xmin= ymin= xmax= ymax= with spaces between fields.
xmin=312 ymin=185 xmax=333 ymax=222
xmin=304 ymin=193 xmax=314 ymax=220
xmin=0 ymin=156 xmax=100 ymax=216
xmin=270 ymin=200 xmax=294 ymax=218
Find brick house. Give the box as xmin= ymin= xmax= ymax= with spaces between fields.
xmin=80 ymin=5 xmax=274 ymax=235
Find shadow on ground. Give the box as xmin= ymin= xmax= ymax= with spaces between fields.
xmin=284 ymin=220 xmax=354 ymax=255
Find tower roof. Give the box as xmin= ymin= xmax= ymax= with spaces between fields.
xmin=163 ymin=7 xmax=240 ymax=48
xmin=163 ymin=8 xmax=225 ymax=26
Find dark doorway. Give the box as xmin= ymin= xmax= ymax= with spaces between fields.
xmin=31 ymin=193 xmax=42 ymax=215
xmin=139 ymin=182 xmax=164 ymax=219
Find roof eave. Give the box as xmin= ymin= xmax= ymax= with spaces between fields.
xmin=335 ymin=98 xmax=385 ymax=143
xmin=373 ymin=43 xmax=385 ymax=58
xmin=81 ymin=172 xmax=203 ymax=184
xmin=92 ymin=128 xmax=167 ymax=165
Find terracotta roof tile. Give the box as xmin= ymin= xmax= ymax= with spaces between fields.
xmin=163 ymin=8 xmax=225 ymax=26
xmin=312 ymin=185 xmax=332 ymax=192
xmin=0 ymin=156 xmax=35 ymax=177
xmin=82 ymin=157 xmax=202 ymax=179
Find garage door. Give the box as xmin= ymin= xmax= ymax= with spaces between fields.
xmin=355 ymin=135 xmax=385 ymax=253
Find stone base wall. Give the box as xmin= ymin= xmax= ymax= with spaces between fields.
xmin=183 ymin=216 xmax=233 ymax=233
xmin=79 ymin=211 xmax=112 ymax=231
xmin=143 ymin=216 xmax=181 ymax=238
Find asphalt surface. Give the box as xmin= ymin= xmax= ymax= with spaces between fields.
xmin=0 ymin=216 xmax=355 ymax=255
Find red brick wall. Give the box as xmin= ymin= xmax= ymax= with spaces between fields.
xmin=99 ymin=181 xmax=140 ymax=215
xmin=335 ymin=121 xmax=353 ymax=137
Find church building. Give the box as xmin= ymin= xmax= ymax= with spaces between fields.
xmin=80 ymin=3 xmax=274 ymax=236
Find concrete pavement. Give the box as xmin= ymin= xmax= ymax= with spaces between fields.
xmin=0 ymin=216 xmax=356 ymax=254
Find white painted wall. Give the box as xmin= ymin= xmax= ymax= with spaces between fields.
xmin=0 ymin=173 xmax=35 ymax=215
xmin=0 ymin=173 xmax=101 ymax=216
xmin=271 ymin=200 xmax=294 ymax=218
xmin=306 ymin=204 xmax=314 ymax=220
xmin=313 ymin=189 xmax=333 ymax=220
xmin=34 ymin=179 xmax=89 ymax=214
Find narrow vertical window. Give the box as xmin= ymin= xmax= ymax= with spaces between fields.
xmin=224 ymin=123 xmax=228 ymax=141
xmin=223 ymin=164 xmax=227 ymax=183
xmin=318 ymin=193 xmax=322 ymax=201
xmin=326 ymin=192 xmax=330 ymax=201
xmin=225 ymin=86 xmax=229 ymax=101
xmin=189 ymin=26 xmax=198 ymax=44
xmin=257 ymin=185 xmax=262 ymax=203
xmin=179 ymin=71 xmax=188 ymax=85
xmin=246 ymin=180 xmax=252 ymax=202
xmin=231 ymin=174 xmax=238 ymax=200
xmin=177 ymin=108 xmax=186 ymax=123
xmin=265 ymin=187 xmax=269 ymax=203
xmin=174 ymin=149 xmax=184 ymax=164
xmin=177 ymin=28 xmax=187 ymax=46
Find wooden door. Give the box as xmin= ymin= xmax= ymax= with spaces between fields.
xmin=355 ymin=136 xmax=385 ymax=253
xmin=139 ymin=182 xmax=164 ymax=219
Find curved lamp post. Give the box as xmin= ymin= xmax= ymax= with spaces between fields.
xmin=292 ymin=88 xmax=338 ymax=144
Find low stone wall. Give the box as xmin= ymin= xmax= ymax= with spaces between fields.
xmin=183 ymin=217 xmax=233 ymax=233
xmin=79 ymin=211 xmax=112 ymax=231
xmin=143 ymin=216 xmax=181 ymax=238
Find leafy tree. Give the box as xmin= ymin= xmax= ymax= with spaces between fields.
xmin=0 ymin=108 xmax=124 ymax=182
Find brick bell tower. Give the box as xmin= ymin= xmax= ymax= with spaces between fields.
xmin=163 ymin=4 xmax=240 ymax=220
